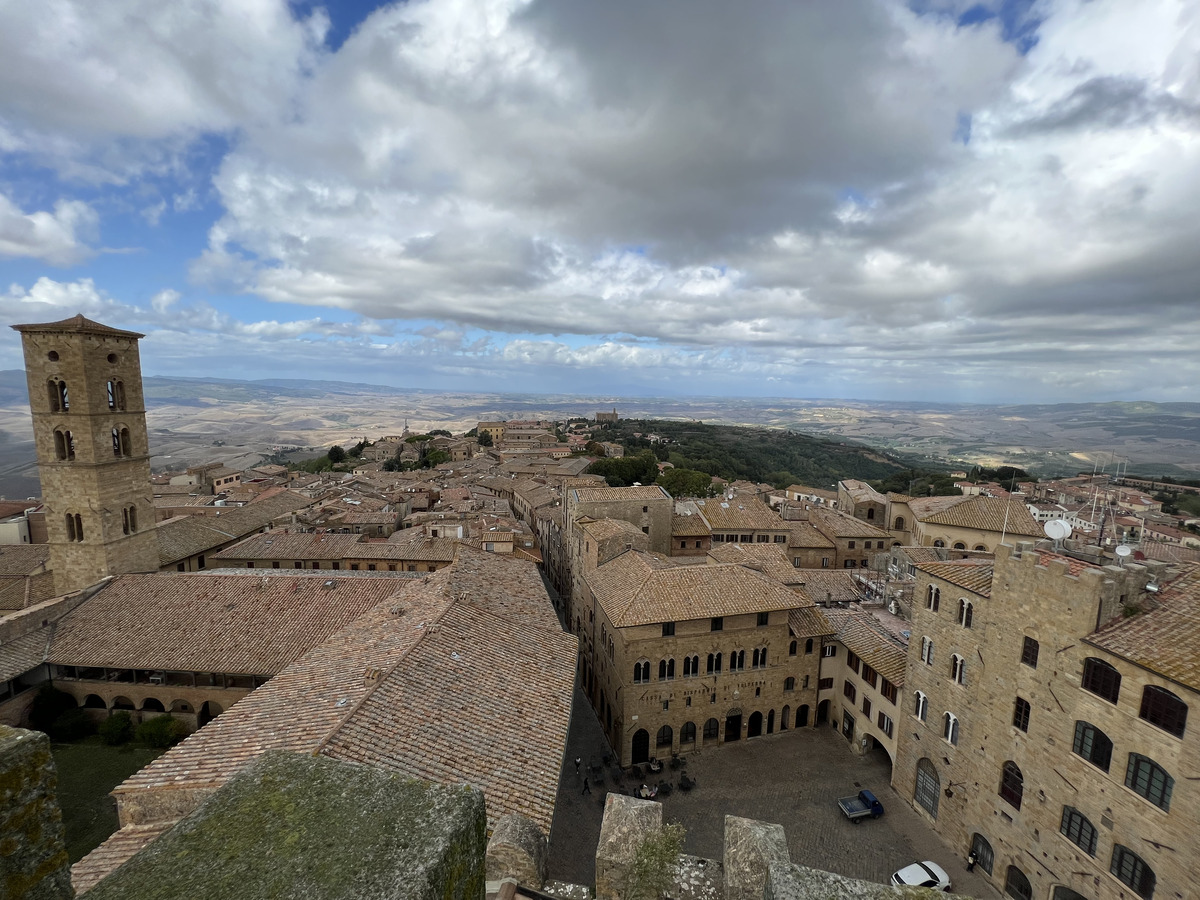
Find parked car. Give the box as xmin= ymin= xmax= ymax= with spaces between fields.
xmin=890 ymin=860 xmax=951 ymax=892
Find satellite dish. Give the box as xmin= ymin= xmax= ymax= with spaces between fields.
xmin=1043 ymin=520 xmax=1071 ymax=541
xmin=1115 ymin=545 xmax=1132 ymax=558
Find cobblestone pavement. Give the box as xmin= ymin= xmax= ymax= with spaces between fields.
xmin=547 ymin=687 xmax=999 ymax=898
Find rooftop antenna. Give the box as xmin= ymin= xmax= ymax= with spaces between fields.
xmin=1043 ymin=518 xmax=1072 ymax=550
xmin=1115 ymin=544 xmax=1132 ymax=567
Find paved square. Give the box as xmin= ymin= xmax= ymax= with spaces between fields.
xmin=548 ymin=687 xmax=998 ymax=897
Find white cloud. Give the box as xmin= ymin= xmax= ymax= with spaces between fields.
xmin=0 ymin=195 xmax=97 ymax=265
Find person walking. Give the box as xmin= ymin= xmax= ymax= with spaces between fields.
xmin=966 ymin=850 xmax=977 ymax=872
xmin=582 ymin=777 xmax=591 ymax=795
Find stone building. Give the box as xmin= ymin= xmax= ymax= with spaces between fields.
xmin=893 ymin=542 xmax=1195 ymax=900
xmin=805 ymin=509 xmax=893 ymax=569
xmin=13 ymin=316 xmax=160 ymax=594
xmin=837 ymin=479 xmax=887 ymax=525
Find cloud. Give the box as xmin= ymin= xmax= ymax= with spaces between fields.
xmin=0 ymin=194 xmax=97 ymax=264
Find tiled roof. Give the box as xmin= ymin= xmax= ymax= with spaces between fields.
xmin=705 ymin=544 xmax=804 ymax=585
xmin=822 ymin=608 xmax=908 ymax=685
xmin=807 ymin=509 xmax=891 ymax=539
xmin=571 ymin=485 xmax=670 ymax=503
xmin=580 ymin=518 xmax=645 ymax=542
xmin=71 ymin=824 xmax=171 ymax=896
xmin=788 ymin=606 xmax=835 ymax=639
xmin=786 ymin=522 xmax=835 ymax=549
xmin=1029 ymin=550 xmax=1101 ymax=577
xmin=692 ymin=498 xmax=787 ymax=532
xmin=212 ymin=531 xmax=456 ymax=563
xmin=156 ymin=492 xmax=314 ymax=566
xmin=841 ymin=480 xmax=884 ymax=503
xmin=1085 ymin=563 xmax=1200 ymax=691
xmin=0 ymin=544 xmax=50 ymax=575
xmin=12 ymin=314 xmax=143 ymax=338
xmin=894 ymin=546 xmax=946 ymax=564
xmin=588 ymin=552 xmax=811 ymax=627
xmin=788 ymin=570 xmax=864 ymax=605
xmin=916 ymin=560 xmax=994 ymax=598
xmin=0 ymin=626 xmax=53 ymax=681
xmin=672 ymin=514 xmax=711 ymax=537
xmin=913 ymin=495 xmax=1043 ymax=537
xmin=47 ymin=573 xmax=404 ymax=673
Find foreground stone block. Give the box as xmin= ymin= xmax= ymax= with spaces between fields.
xmin=723 ymin=816 xmax=789 ymax=900
xmin=0 ymin=726 xmax=72 ymax=900
xmin=766 ymin=861 xmax=957 ymax=900
xmin=594 ymin=794 xmax=662 ymax=900
xmin=84 ymin=751 xmax=487 ymax=900
xmin=487 ymin=813 xmax=549 ymax=888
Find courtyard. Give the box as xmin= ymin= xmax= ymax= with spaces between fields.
xmin=548 ymin=687 xmax=999 ymax=897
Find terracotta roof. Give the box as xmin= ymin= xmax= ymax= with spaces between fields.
xmin=12 ymin=314 xmax=144 ymax=338
xmin=156 ymin=492 xmax=314 ymax=566
xmin=788 ymin=570 xmax=865 ymax=605
xmin=807 ymin=509 xmax=891 ymax=539
xmin=588 ymin=552 xmax=811 ymax=627
xmin=0 ymin=544 xmax=50 ymax=576
xmin=47 ymin=573 xmax=405 ymax=673
xmin=916 ymin=559 xmax=994 ymax=598
xmin=841 ymin=480 xmax=884 ymax=503
xmin=705 ymin=544 xmax=804 ymax=585
xmin=822 ymin=608 xmax=908 ymax=685
xmin=1085 ymin=563 xmax=1200 ymax=692
xmin=692 ymin=498 xmax=787 ymax=532
xmin=786 ymin=521 xmax=835 ymax=549
xmin=893 ymin=546 xmax=946 ymax=564
xmin=0 ymin=626 xmax=54 ymax=681
xmin=788 ymin=606 xmax=835 ymax=639
xmin=914 ymin=495 xmax=1043 ymax=537
xmin=571 ymin=485 xmax=670 ymax=503
xmin=580 ymin=518 xmax=645 ymax=542
xmin=672 ymin=513 xmax=712 ymax=537
xmin=71 ymin=824 xmax=171 ymax=896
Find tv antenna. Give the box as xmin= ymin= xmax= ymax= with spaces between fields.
xmin=1043 ymin=519 xmax=1072 ymax=549
xmin=1115 ymin=544 xmax=1132 ymax=567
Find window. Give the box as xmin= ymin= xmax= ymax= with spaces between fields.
xmin=804 ymin=638 xmax=814 ymax=654
xmin=1072 ymin=721 xmax=1113 ymax=771
xmin=658 ymin=658 xmax=675 ymax=680
xmin=861 ymin=664 xmax=877 ymax=688
xmin=662 ymin=621 xmax=676 ymax=637
xmin=683 ymin=655 xmax=699 ymax=677
xmin=943 ymin=712 xmax=959 ymax=745
xmin=957 ymin=599 xmax=973 ymax=627
xmin=1013 ymin=697 xmax=1031 ymax=732
xmin=54 ymin=429 xmax=75 ymax=461
xmin=633 ymin=661 xmax=650 ymax=683
xmin=920 ymin=637 xmax=934 ymax=665
xmin=821 ymin=557 xmax=829 ymax=568
xmin=703 ymin=718 xmax=719 ymax=739
xmin=752 ymin=647 xmax=767 ymax=668
xmin=843 ymin=681 xmax=857 ymax=702
xmin=1059 ymin=806 xmax=1097 ymax=856
xmin=818 ymin=677 xmax=833 ymax=690
xmin=925 ymin=585 xmax=940 ymax=611
xmin=862 ymin=697 xmax=872 ymax=717
xmin=1110 ymin=845 xmax=1155 ymax=899
xmin=999 ymin=761 xmax=1024 ymax=809
xmin=122 ymin=505 xmax=137 ymax=535
xmin=1125 ymin=753 xmax=1173 ymax=810
xmin=894 ymin=516 xmax=905 ymax=530
xmin=789 ymin=640 xmax=797 ymax=656
xmin=707 ymin=652 xmax=722 ymax=674
xmin=730 ymin=650 xmax=745 ymax=671
xmin=756 ymin=534 xmax=769 ymax=543
xmin=822 ymin=644 xmax=836 ymax=658
xmin=951 ymin=654 xmax=965 ymax=684
xmin=1081 ymin=657 xmax=1121 ymax=703
xmin=711 ymin=616 xmax=724 ymax=632
xmin=970 ymin=833 xmax=994 ymax=876
xmin=656 ymin=725 xmax=673 ymax=748
xmin=914 ymin=690 xmax=928 ymax=721
xmin=881 ymin=678 xmax=897 ymax=703
xmin=843 ymin=559 xmax=856 ymax=568
xmin=846 ymin=650 xmax=861 ymax=673
xmin=1139 ymin=685 xmax=1187 ymax=737
xmin=1021 ymin=636 xmax=1039 ymax=668
xmin=757 ymin=611 xmax=769 ymax=627
xmin=914 ymin=758 xmax=940 ymax=818
xmin=1004 ymin=866 xmax=1032 ymax=900
xmin=877 ymin=711 xmax=893 ymax=737
xmin=784 ymin=676 xmax=795 ymax=691
xmin=848 ymin=540 xmax=855 ymax=549
xmin=680 ymin=721 xmax=696 ymax=744
xmin=65 ymin=512 xmax=83 ymax=542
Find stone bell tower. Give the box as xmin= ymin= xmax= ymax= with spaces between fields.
xmin=12 ymin=315 xmax=160 ymax=594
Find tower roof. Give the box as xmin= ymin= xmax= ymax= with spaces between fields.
xmin=11 ymin=313 xmax=144 ymax=339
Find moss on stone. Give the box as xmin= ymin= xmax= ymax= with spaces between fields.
xmin=85 ymin=751 xmax=487 ymax=900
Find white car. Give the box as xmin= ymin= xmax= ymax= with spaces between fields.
xmin=890 ymin=860 xmax=952 ymax=892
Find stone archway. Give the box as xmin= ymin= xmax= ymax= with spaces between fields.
xmin=747 ymin=711 xmax=763 ymax=738
xmin=798 ymin=704 xmax=810 ymax=727
xmin=198 ymin=700 xmax=223 ymax=727
xmin=82 ymin=694 xmax=106 ymax=708
xmin=816 ymin=700 xmax=829 ymax=725
xmin=725 ymin=710 xmax=743 ymax=742
xmin=141 ymin=697 xmax=165 ymax=713
xmin=631 ymin=728 xmax=650 ymax=765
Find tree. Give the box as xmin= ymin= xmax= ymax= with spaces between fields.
xmin=327 ymin=444 xmax=347 ymax=464
xmin=348 ymin=439 xmax=369 ymax=458
xmin=657 ymin=468 xmax=714 ymax=498
xmin=429 ymin=429 xmax=452 ymax=437
xmin=477 ymin=431 xmax=494 ymax=447
xmin=99 ymin=711 xmax=134 ymax=746
xmin=622 ymin=823 xmax=686 ymax=900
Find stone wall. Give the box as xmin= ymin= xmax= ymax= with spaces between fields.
xmin=0 ymin=726 xmax=72 ymax=900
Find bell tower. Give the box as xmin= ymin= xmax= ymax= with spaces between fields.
xmin=13 ymin=314 xmax=160 ymax=594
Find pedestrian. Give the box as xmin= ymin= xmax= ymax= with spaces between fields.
xmin=582 ymin=777 xmax=591 ymax=795
xmin=966 ymin=850 xmax=977 ymax=872
xmin=574 ymin=756 xmax=582 ymax=774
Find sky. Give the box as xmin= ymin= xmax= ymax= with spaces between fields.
xmin=1 ymin=0 xmax=1198 ymax=404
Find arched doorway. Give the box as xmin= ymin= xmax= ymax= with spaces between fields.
xmin=816 ymin=700 xmax=829 ymax=725
xmin=82 ymin=694 xmax=106 ymax=708
xmin=198 ymin=700 xmax=223 ymax=727
xmin=766 ymin=709 xmax=775 ymax=734
xmin=747 ymin=711 xmax=763 ymax=738
xmin=141 ymin=697 xmax=165 ymax=712
xmin=725 ymin=711 xmax=743 ymax=742
xmin=781 ymin=706 xmax=790 ymax=730
xmin=170 ymin=700 xmax=192 ymax=713
xmin=1051 ymin=889 xmax=1088 ymax=900
xmin=631 ymin=728 xmax=650 ymax=764
xmin=111 ymin=696 xmax=134 ymax=710
xmin=798 ymin=704 xmax=810 ymax=727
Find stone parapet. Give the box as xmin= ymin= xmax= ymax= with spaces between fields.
xmin=0 ymin=725 xmax=72 ymax=900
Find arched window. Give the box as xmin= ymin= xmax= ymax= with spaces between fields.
xmin=1081 ymin=657 xmax=1121 ymax=703
xmin=999 ymin=761 xmax=1024 ymax=809
xmin=1110 ymin=845 xmax=1155 ymax=899
xmin=107 ymin=379 xmax=126 ymax=411
xmin=1125 ymin=753 xmax=1173 ymax=810
xmin=970 ymin=833 xmax=994 ymax=875
xmin=54 ymin=429 xmax=75 ymax=461
xmin=914 ymin=690 xmax=928 ymax=721
xmin=633 ymin=661 xmax=650 ymax=683
xmin=1072 ymin=720 xmax=1112 ymax=771
xmin=680 ymin=721 xmax=696 ymax=744
xmin=65 ymin=513 xmax=83 ymax=542
xmin=731 ymin=649 xmax=745 ymax=671
xmin=894 ymin=516 xmax=905 ymax=530
xmin=789 ymin=640 xmax=797 ymax=656
xmin=973 ymin=544 xmax=987 ymax=551
xmin=943 ymin=712 xmax=959 ymax=745
xmin=920 ymin=636 xmax=934 ymax=665
xmin=957 ymin=599 xmax=973 ymax=627
xmin=781 ymin=705 xmax=790 ymax=730
xmin=1059 ymin=806 xmax=1097 ymax=856
xmin=933 ymin=539 xmax=945 ymax=548
xmin=953 ymin=541 xmax=966 ymax=550
xmin=804 ymin=638 xmax=813 ymax=654
xmin=951 ymin=654 xmax=965 ymax=685
xmin=1139 ymin=685 xmax=1187 ymax=737
xmin=1004 ymin=866 xmax=1032 ymax=900
xmin=707 ymin=652 xmax=722 ymax=674
xmin=914 ymin=758 xmax=940 ymax=818
xmin=703 ymin=718 xmax=719 ymax=740
xmin=656 ymin=724 xmax=673 ymax=748
xmin=48 ymin=379 xmax=69 ymax=413
xmin=659 ymin=658 xmax=675 ymax=680
xmin=784 ymin=676 xmax=795 ymax=691
xmin=683 ymin=654 xmax=699 ymax=677
xmin=867 ymin=508 xmax=875 ymax=519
